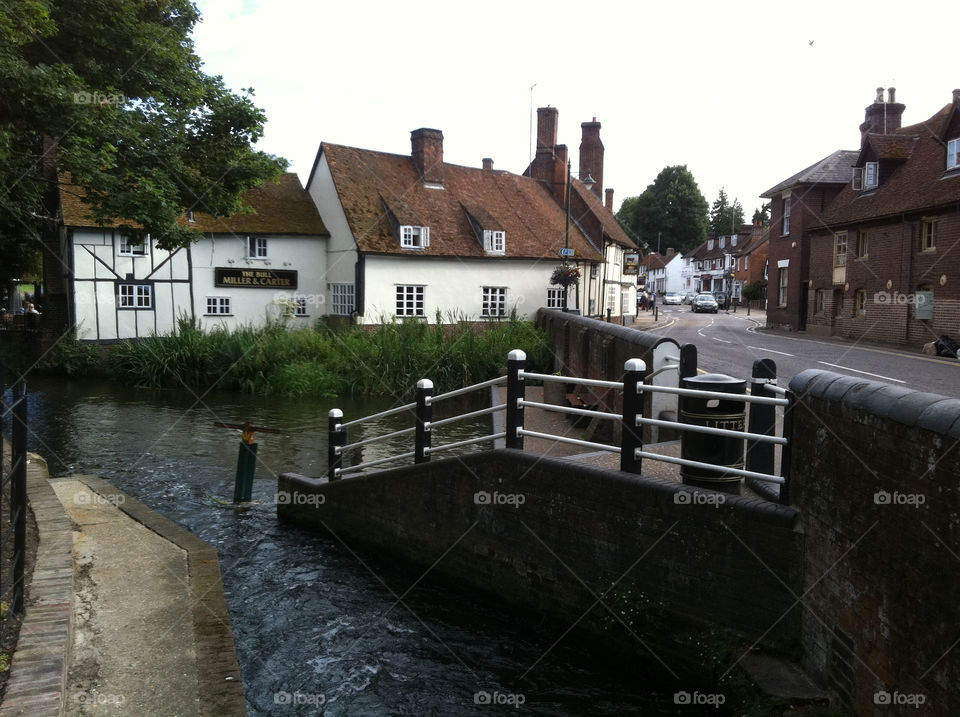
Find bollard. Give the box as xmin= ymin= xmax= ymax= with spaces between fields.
xmin=213 ymin=421 xmax=281 ymax=502
xmin=746 ymin=359 xmax=777 ymax=479
xmin=415 ymin=379 xmax=433 ymax=464
xmin=620 ymin=359 xmax=646 ymax=474
xmin=328 ymin=409 xmax=346 ymax=480
xmin=505 ymin=349 xmax=526 ymax=450
xmin=680 ymin=374 xmax=746 ymax=494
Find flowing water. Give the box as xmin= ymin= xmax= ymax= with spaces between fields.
xmin=22 ymin=378 xmax=713 ymax=716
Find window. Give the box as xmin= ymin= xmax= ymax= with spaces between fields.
xmin=546 ymin=287 xmax=565 ymax=309
xmin=777 ymin=268 xmax=787 ymax=307
xmin=205 ymin=296 xmax=231 ymax=315
xmin=782 ymin=196 xmax=791 ymax=235
xmin=864 ymin=162 xmax=879 ymax=189
xmin=834 ymin=289 xmax=845 ymax=317
xmin=855 ymin=289 xmax=866 ymax=316
xmin=922 ymin=220 xmax=937 ymax=251
xmin=483 ymin=230 xmax=505 ymax=254
xmin=246 ymin=236 xmax=267 ymax=259
xmin=294 ymin=297 xmax=308 ymax=317
xmin=815 ymin=289 xmax=824 ymax=315
xmin=118 ymin=283 xmax=152 ymax=309
xmin=621 ymin=287 xmax=631 ymax=312
xmin=719 ymin=236 xmax=725 ymax=248
xmin=118 ymin=236 xmax=146 ymax=256
xmin=590 ymin=264 xmax=598 ymax=279
xmin=400 ymin=225 xmax=430 ymax=249
xmin=744 ymin=255 xmax=749 ymax=270
xmin=396 ymin=285 xmax=425 ymax=317
xmin=331 ymin=283 xmax=355 ymax=316
xmin=948 ymin=138 xmax=959 ymax=170
xmin=606 ymin=285 xmax=617 ymax=312
xmin=834 ymin=233 xmax=847 ymax=267
xmin=481 ymin=286 xmax=507 ymax=317
xmin=856 ymin=230 xmax=868 ymax=258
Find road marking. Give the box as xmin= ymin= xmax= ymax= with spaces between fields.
xmin=712 ymin=337 xmax=733 ymax=344
xmin=817 ymin=362 xmax=905 ymax=383
xmin=748 ymin=346 xmax=794 ymax=357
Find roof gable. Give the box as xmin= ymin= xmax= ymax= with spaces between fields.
xmin=762 ymin=150 xmax=860 ymax=197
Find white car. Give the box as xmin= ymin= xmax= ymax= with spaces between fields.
xmin=662 ymin=292 xmax=683 ymax=305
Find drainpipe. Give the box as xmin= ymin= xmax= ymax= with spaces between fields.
xmin=903 ymin=214 xmax=912 ymax=344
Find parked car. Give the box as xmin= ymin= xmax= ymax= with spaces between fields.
xmin=712 ymin=292 xmax=731 ymax=310
xmin=691 ymin=293 xmax=719 ymax=313
xmin=682 ymin=292 xmax=697 ymax=304
xmin=662 ymin=292 xmax=683 ymax=305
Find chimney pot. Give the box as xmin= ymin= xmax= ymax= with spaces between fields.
xmin=411 ymin=128 xmax=444 ymax=185
xmin=875 ymin=87 xmax=884 ymax=103
xmin=953 ymin=89 xmax=960 ymax=103
xmin=482 ymin=158 xmax=493 ymax=170
xmin=887 ymin=87 xmax=896 ymax=103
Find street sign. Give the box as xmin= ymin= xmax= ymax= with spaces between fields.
xmin=558 ymin=248 xmax=575 ymax=258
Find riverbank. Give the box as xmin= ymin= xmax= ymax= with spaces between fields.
xmin=0 ymin=461 xmax=244 ymax=716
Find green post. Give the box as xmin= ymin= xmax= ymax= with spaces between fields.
xmin=233 ymin=441 xmax=258 ymax=503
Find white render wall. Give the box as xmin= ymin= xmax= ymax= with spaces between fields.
xmin=190 ymin=234 xmax=327 ymax=331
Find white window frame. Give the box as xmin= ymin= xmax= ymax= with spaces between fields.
xmin=856 ymin=230 xmax=868 ymax=258
xmin=118 ymin=235 xmax=146 ymax=257
xmin=294 ymin=297 xmax=308 ymax=317
xmin=864 ymin=162 xmax=879 ymax=189
xmin=855 ymin=289 xmax=866 ymax=316
xmin=118 ymin=283 xmax=152 ymax=309
xmin=396 ymin=285 xmax=425 ymax=317
xmin=922 ymin=220 xmax=937 ymax=251
xmin=205 ymin=296 xmax=232 ymax=315
xmin=947 ymin=138 xmax=959 ymax=170
xmin=777 ymin=268 xmax=788 ymax=307
xmin=834 ymin=233 xmax=847 ymax=267
xmin=331 ymin=283 xmax=355 ymax=316
xmin=782 ymin=196 xmax=791 ymax=236
xmin=246 ymin=236 xmax=268 ymax=259
xmin=400 ymin=225 xmax=430 ymax=249
xmin=481 ymin=286 xmax=507 ymax=317
xmin=546 ymin=287 xmax=565 ymax=309
xmin=483 ymin=230 xmax=505 ymax=254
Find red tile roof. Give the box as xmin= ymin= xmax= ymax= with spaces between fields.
xmin=570 ymin=181 xmax=635 ymax=249
xmin=320 ymin=143 xmax=603 ymax=261
xmin=60 ymin=173 xmax=328 ymax=236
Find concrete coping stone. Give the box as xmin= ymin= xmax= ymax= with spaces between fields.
xmin=537 ymin=308 xmax=679 ymax=353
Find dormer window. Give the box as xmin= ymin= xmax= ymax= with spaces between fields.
xmin=246 ymin=236 xmax=268 ymax=259
xmin=707 ymin=239 xmax=714 ymax=250
xmin=400 ymin=225 xmax=430 ymax=249
xmin=864 ymin=162 xmax=879 ymax=189
xmin=719 ymin=236 xmax=725 ymax=248
xmin=483 ymin=230 xmax=505 ymax=254
xmin=118 ymin=235 xmax=147 ymax=257
xmin=948 ymin=138 xmax=959 ymax=171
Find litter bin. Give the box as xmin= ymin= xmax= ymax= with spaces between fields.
xmin=680 ymin=373 xmax=746 ymax=493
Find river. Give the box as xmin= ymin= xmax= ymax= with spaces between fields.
xmin=22 ymin=377 xmax=713 ymax=715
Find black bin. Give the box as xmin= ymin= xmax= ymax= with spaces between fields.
xmin=680 ymin=373 xmax=746 ymax=493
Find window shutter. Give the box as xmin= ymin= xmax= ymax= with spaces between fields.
xmin=422 ymin=226 xmax=430 ymax=248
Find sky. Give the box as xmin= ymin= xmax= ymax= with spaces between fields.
xmin=192 ymin=0 xmax=959 ymax=224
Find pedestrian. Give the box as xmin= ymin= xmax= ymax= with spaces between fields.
xmin=650 ymin=291 xmax=657 ymax=311
xmin=639 ymin=292 xmax=648 ymax=311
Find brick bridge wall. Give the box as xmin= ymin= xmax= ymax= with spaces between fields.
xmin=788 ymin=369 xmax=960 ymax=715
xmin=280 ymin=450 xmax=802 ymax=676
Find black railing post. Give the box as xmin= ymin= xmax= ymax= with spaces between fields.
xmin=780 ymin=391 xmax=795 ymax=504
xmin=746 ymin=359 xmax=777 ymax=478
xmin=505 ymin=349 xmax=526 ymax=450
xmin=328 ymin=409 xmax=346 ymax=481
xmin=12 ymin=380 xmax=27 ymax=614
xmin=678 ymin=343 xmax=698 ymax=381
xmin=415 ymin=379 xmax=433 ymax=464
xmin=620 ymin=358 xmax=646 ymax=474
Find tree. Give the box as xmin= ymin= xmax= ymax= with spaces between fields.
xmin=615 ymin=166 xmax=709 ymax=255
xmin=709 ymin=188 xmax=744 ymax=237
xmin=0 ymin=0 xmax=286 ymax=287
xmin=752 ymin=203 xmax=771 ymax=227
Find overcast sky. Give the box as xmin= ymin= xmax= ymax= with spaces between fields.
xmin=192 ymin=0 xmax=959 ymax=224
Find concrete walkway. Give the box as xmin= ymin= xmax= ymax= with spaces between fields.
xmin=0 ymin=464 xmax=245 ymax=716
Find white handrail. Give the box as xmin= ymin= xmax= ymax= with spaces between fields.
xmin=428 ymin=376 xmax=507 ymax=404
xmin=341 ymin=401 xmax=416 ymax=428
xmin=337 ymin=450 xmax=417 ymax=477
xmin=638 ymin=384 xmax=788 ymax=405
xmin=520 ymin=371 xmax=623 ymax=391
xmin=635 ymin=416 xmax=788 ymax=444
xmin=634 ymin=450 xmax=785 ymax=484
xmin=518 ymin=428 xmax=621 ymax=454
xmin=427 ymin=432 xmax=506 ymax=454
xmin=428 ymin=404 xmax=505 ymax=430
xmin=339 ymin=425 xmax=416 ymax=453
xmin=519 ymin=399 xmax=620 ymax=422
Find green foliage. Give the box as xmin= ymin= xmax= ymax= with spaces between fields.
xmin=741 ymin=281 xmax=765 ymax=301
xmin=615 ymin=166 xmax=709 ymax=254
xmin=38 ymin=337 xmax=102 ymax=376
xmin=710 ymin=187 xmax=745 ymax=237
xmin=752 ymin=202 xmax=771 ymax=227
xmin=0 ymin=0 xmax=287 ymax=283
xmin=109 ymin=318 xmax=553 ymax=398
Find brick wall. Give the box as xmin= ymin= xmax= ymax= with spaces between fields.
xmin=279 ymin=450 xmax=802 ymax=667
xmin=788 ymin=369 xmax=960 ymax=714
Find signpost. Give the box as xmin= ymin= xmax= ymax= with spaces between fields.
xmin=213 ymin=421 xmax=282 ymax=503
xmin=558 ymin=248 xmax=575 ymax=258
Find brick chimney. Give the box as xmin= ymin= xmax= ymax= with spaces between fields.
xmin=605 ymin=188 xmax=614 ymax=212
xmin=579 ymin=118 xmax=604 ymax=197
xmin=953 ymin=88 xmax=960 ymax=105
xmin=411 ymin=128 xmax=444 ymax=185
xmin=859 ymin=87 xmax=905 ymax=143
xmin=482 ymin=158 xmax=493 ymax=170
xmin=536 ymin=106 xmax=558 ymax=152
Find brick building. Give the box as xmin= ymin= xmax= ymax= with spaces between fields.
xmin=805 ymin=88 xmax=960 ymax=345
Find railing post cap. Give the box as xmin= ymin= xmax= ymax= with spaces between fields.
xmin=508 ymin=349 xmax=527 ymax=361
xmin=417 ymin=378 xmax=434 ymax=390
xmin=624 ymin=358 xmax=646 ymax=372
xmin=329 ymin=408 xmax=343 ymax=418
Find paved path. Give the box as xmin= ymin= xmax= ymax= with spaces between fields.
xmin=0 ymin=464 xmax=245 ymax=716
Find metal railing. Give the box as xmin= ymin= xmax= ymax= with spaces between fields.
xmin=0 ymin=366 xmax=29 ymax=653
xmin=324 ymin=347 xmax=794 ymax=503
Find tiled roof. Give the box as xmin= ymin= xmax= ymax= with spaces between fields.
xmin=570 ymin=181 xmax=635 ymax=249
xmin=761 ymin=149 xmax=860 ymax=197
xmin=812 ymin=102 xmax=960 ymax=229
xmin=859 ymin=134 xmax=917 ymax=162
xmin=60 ymin=173 xmax=328 ymax=236
xmin=643 ymin=252 xmax=666 ymax=269
xmin=320 ymin=143 xmax=603 ymax=261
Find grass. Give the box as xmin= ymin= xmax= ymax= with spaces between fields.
xmin=106 ymin=314 xmax=554 ymax=398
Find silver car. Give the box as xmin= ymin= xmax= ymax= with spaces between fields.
xmin=691 ymin=293 xmax=719 ymax=313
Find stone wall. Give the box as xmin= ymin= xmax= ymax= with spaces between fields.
xmin=788 ymin=369 xmax=960 ymax=715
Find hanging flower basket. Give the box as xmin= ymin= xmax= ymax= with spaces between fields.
xmin=550 ymin=263 xmax=581 ymax=288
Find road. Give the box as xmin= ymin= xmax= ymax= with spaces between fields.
xmin=644 ymin=305 xmax=960 ymax=399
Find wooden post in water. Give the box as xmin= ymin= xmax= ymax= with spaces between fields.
xmin=213 ymin=421 xmax=281 ymax=502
